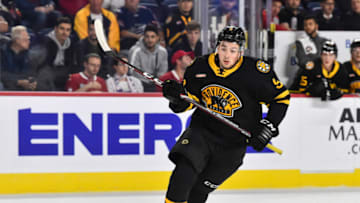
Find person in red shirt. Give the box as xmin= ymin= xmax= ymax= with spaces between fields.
xmin=262 ymin=0 xmax=289 ymax=30
xmin=66 ymin=53 xmax=107 ymax=92
xmin=157 ymin=50 xmax=193 ymax=91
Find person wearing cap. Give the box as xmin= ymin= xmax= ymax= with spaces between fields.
xmin=128 ymin=23 xmax=168 ymax=92
xmin=344 ymin=39 xmax=360 ymax=93
xmin=290 ymin=40 xmax=349 ymax=100
xmin=157 ymin=50 xmax=193 ymax=91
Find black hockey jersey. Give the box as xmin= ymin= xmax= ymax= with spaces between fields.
xmin=176 ymin=53 xmax=290 ymax=145
xmin=343 ymin=61 xmax=360 ymax=93
xmin=292 ymin=58 xmax=349 ymax=93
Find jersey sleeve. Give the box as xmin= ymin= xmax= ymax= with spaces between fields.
xmin=334 ymin=64 xmax=350 ymax=92
xmin=168 ymin=58 xmax=200 ymax=113
xmin=291 ymin=68 xmax=313 ymax=93
xmin=255 ymin=60 xmax=290 ymax=126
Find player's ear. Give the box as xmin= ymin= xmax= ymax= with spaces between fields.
xmin=238 ymin=50 xmax=243 ymax=59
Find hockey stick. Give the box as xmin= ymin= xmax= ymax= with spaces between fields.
xmin=94 ymin=19 xmax=283 ymax=155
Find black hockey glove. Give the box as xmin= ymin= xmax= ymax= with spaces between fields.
xmin=329 ymin=88 xmax=343 ymax=100
xmin=306 ymin=78 xmax=327 ymax=100
xmin=162 ymin=80 xmax=190 ymax=112
xmin=251 ymin=119 xmax=279 ymax=152
xmin=162 ymin=80 xmax=185 ymax=104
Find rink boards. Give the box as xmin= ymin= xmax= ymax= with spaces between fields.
xmin=0 ymin=92 xmax=359 ymax=194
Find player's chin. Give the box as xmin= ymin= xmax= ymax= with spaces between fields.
xmin=221 ymin=62 xmax=233 ymax=69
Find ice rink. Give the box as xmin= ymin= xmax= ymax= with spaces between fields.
xmin=1 ymin=187 xmax=360 ymax=203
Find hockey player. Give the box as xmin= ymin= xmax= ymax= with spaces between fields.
xmin=162 ymin=26 xmax=290 ymax=203
xmin=290 ymin=40 xmax=349 ymax=100
xmin=344 ymin=39 xmax=360 ymax=93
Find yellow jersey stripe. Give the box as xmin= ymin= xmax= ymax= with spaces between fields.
xmin=276 ymin=100 xmax=290 ymax=105
xmin=183 ymin=92 xmax=199 ymax=111
xmin=274 ymin=90 xmax=290 ymax=100
xmin=169 ymin=32 xmax=184 ymax=46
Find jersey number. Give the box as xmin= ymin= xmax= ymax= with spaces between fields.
xmin=300 ymin=76 xmax=308 ymax=87
xmin=272 ymin=78 xmax=283 ymax=89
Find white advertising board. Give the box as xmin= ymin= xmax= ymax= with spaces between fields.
xmin=0 ymin=93 xmax=360 ymax=193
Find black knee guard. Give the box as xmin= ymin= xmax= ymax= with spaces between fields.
xmin=166 ymin=157 xmax=198 ymax=202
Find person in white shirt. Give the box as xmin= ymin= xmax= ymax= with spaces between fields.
xmin=106 ymin=56 xmax=144 ymax=93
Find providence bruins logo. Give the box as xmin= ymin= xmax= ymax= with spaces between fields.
xmin=256 ymin=60 xmax=270 ymax=73
xmin=201 ymin=84 xmax=242 ymax=117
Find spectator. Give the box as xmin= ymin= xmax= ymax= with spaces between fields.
xmin=0 ymin=15 xmax=10 ymax=44
xmin=117 ymin=0 xmax=159 ymax=50
xmin=37 ymin=16 xmax=76 ymax=91
xmin=279 ymin=0 xmax=306 ymax=30
xmin=0 ymin=25 xmax=33 ymax=90
xmin=290 ymin=40 xmax=349 ymax=100
xmin=129 ymin=24 xmax=168 ymax=92
xmin=344 ymin=39 xmax=360 ymax=93
xmin=342 ymin=0 xmax=360 ymax=30
xmin=139 ymin=0 xmax=170 ymax=26
xmin=74 ymin=20 xmax=111 ymax=78
xmin=57 ymin=0 xmax=88 ymax=18
xmin=262 ymin=0 xmax=289 ymax=30
xmin=315 ymin=0 xmax=341 ymax=30
xmin=157 ymin=50 xmax=193 ymax=92
xmin=0 ymin=1 xmax=21 ymax=27
xmin=74 ymin=0 xmax=120 ymax=51
xmin=170 ymin=20 xmax=201 ymax=65
xmin=173 ymin=21 xmax=202 ymax=56
xmin=209 ymin=0 xmax=239 ymax=26
xmin=106 ymin=56 xmax=143 ymax=93
xmin=295 ymin=15 xmax=327 ymax=70
xmin=164 ymin=0 xmax=193 ymax=47
xmin=15 ymin=0 xmax=62 ymax=32
xmin=335 ymin=0 xmax=351 ymax=15
xmin=289 ymin=15 xmax=327 ymax=90
xmin=102 ymin=0 xmax=125 ymax=13
xmin=66 ymin=53 xmax=107 ymax=92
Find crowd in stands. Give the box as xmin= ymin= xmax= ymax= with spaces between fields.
xmin=0 ymin=0 xmax=360 ymax=95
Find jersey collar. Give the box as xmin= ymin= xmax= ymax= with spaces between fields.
xmin=351 ymin=60 xmax=360 ymax=76
xmin=208 ymin=53 xmax=243 ymax=78
xmin=322 ymin=60 xmax=340 ymax=78
xmin=80 ymin=72 xmax=97 ymax=81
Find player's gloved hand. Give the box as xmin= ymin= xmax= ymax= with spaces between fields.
xmin=162 ymin=80 xmax=185 ymax=104
xmin=306 ymin=78 xmax=327 ymax=99
xmin=162 ymin=80 xmax=190 ymax=112
xmin=250 ymin=119 xmax=279 ymax=152
xmin=329 ymin=88 xmax=343 ymax=100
